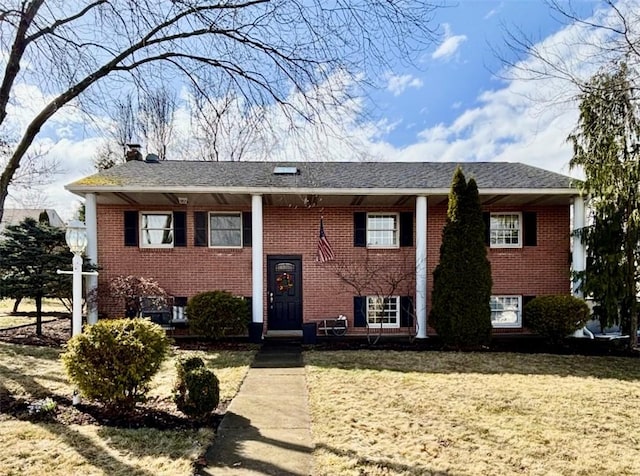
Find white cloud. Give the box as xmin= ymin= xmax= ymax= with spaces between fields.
xmin=484 ymin=2 xmax=504 ymax=20
xmin=432 ymin=23 xmax=467 ymax=60
xmin=385 ymin=74 xmax=424 ymax=96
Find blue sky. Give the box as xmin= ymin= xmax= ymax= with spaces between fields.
xmin=5 ymin=0 xmax=619 ymax=219
xmin=374 ymin=0 xmax=597 ymax=147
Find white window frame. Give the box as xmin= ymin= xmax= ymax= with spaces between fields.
xmin=209 ymin=212 xmax=243 ymax=248
xmin=366 ymin=212 xmax=399 ymax=249
xmin=490 ymin=295 xmax=522 ymax=328
xmin=140 ymin=212 xmax=174 ymax=248
xmin=366 ymin=295 xmax=400 ymax=328
xmin=490 ymin=212 xmax=522 ymax=248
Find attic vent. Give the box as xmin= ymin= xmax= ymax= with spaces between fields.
xmin=145 ymin=153 xmax=160 ymax=163
xmin=273 ymin=166 xmax=299 ymax=175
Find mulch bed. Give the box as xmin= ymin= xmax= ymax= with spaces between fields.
xmin=0 ymin=316 xmax=230 ymax=429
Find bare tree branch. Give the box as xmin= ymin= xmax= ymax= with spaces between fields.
xmin=0 ymin=0 xmax=441 ymax=221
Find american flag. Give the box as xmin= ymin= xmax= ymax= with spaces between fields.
xmin=316 ymin=218 xmax=335 ymax=262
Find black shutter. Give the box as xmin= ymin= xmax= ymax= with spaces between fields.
xmin=194 ymin=212 xmax=208 ymax=246
xmin=354 ymin=296 xmax=367 ymax=327
xmin=523 ymin=212 xmax=537 ymax=247
xmin=124 ymin=211 xmax=138 ymax=247
xmin=482 ymin=212 xmax=490 ymax=246
xmin=354 ymin=212 xmax=366 ymax=247
xmin=242 ymin=212 xmax=252 ymax=247
xmin=400 ymin=212 xmax=413 ymax=247
xmin=400 ymin=296 xmax=414 ymax=327
xmin=174 ymin=211 xmax=186 ymax=247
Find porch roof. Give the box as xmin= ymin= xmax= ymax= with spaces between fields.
xmin=66 ymin=160 xmax=579 ymax=208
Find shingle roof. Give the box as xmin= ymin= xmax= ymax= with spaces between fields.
xmin=67 ymin=160 xmax=575 ymax=192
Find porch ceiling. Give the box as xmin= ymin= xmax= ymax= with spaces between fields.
xmin=94 ymin=191 xmax=574 ymax=208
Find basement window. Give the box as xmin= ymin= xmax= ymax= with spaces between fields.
xmin=490 ymin=295 xmax=522 ymax=328
xmin=367 ymin=296 xmax=400 ymax=328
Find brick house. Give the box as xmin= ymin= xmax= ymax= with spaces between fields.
xmin=66 ymin=160 xmax=585 ymax=338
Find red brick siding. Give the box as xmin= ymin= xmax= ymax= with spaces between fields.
xmin=97 ymin=203 xmax=571 ymax=333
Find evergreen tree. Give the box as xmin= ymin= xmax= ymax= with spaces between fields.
xmin=569 ymin=62 xmax=640 ymax=348
xmin=430 ymin=167 xmax=493 ymax=349
xmin=0 ymin=218 xmax=72 ymax=335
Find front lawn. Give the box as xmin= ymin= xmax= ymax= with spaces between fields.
xmin=306 ymin=350 xmax=640 ymax=476
xmin=0 ymin=341 xmax=256 ymax=475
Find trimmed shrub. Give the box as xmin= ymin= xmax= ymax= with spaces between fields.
xmin=61 ymin=318 xmax=170 ymax=412
xmin=186 ymin=291 xmax=249 ymax=339
xmin=173 ymin=357 xmax=220 ymax=419
xmin=524 ymin=295 xmax=590 ymax=344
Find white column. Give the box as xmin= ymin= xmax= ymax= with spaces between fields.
xmin=572 ymin=196 xmax=586 ymax=297
xmin=415 ymin=196 xmax=428 ymax=339
xmin=72 ymin=253 xmax=83 ymax=337
xmin=85 ymin=193 xmax=99 ymax=324
xmin=251 ymin=195 xmax=264 ymax=323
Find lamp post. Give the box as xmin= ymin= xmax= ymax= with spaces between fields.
xmin=65 ymin=220 xmax=88 ymax=337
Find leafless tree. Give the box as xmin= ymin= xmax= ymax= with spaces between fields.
xmin=94 ymin=94 xmax=136 ymax=169
xmin=188 ymin=82 xmax=268 ymax=162
xmin=329 ymin=254 xmax=416 ymax=344
xmin=0 ymin=0 xmax=441 ymax=222
xmin=138 ymin=87 xmax=176 ymax=160
xmin=497 ymin=0 xmax=640 ymax=99
xmin=2 ymin=137 xmax=59 ymax=200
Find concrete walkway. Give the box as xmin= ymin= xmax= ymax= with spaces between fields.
xmin=201 ymin=344 xmax=314 ymax=475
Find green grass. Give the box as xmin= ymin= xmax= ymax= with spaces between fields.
xmin=0 ymin=341 xmax=256 ymax=475
xmin=305 ymin=350 xmax=640 ymax=476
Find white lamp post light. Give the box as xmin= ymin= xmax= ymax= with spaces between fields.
xmin=58 ymin=220 xmax=99 ymax=406
xmin=65 ymin=220 xmax=88 ymax=337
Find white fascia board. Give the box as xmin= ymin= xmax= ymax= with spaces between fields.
xmin=65 ymin=185 xmax=580 ymax=197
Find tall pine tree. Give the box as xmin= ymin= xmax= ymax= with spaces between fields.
xmin=569 ymin=62 xmax=640 ymax=349
xmin=430 ymin=167 xmax=493 ymax=349
xmin=0 ymin=218 xmax=71 ymax=335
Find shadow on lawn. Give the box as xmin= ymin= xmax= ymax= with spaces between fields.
xmin=315 ymin=442 xmax=452 ymax=476
xmin=0 ymin=362 xmax=176 ymax=476
xmin=304 ymin=346 xmax=640 ymax=382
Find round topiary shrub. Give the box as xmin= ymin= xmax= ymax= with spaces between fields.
xmin=186 ymin=291 xmax=249 ymax=339
xmin=61 ymin=318 xmax=170 ymax=412
xmin=173 ymin=357 xmax=220 ymax=419
xmin=524 ymin=295 xmax=590 ymax=345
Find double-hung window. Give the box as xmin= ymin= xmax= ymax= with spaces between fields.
xmin=141 ymin=212 xmax=174 ymax=248
xmin=490 ymin=295 xmax=522 ymax=328
xmin=210 ymin=212 xmax=242 ymax=248
xmin=367 ymin=296 xmax=400 ymax=328
xmin=490 ymin=213 xmax=521 ymax=248
xmin=367 ymin=213 xmax=399 ymax=248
